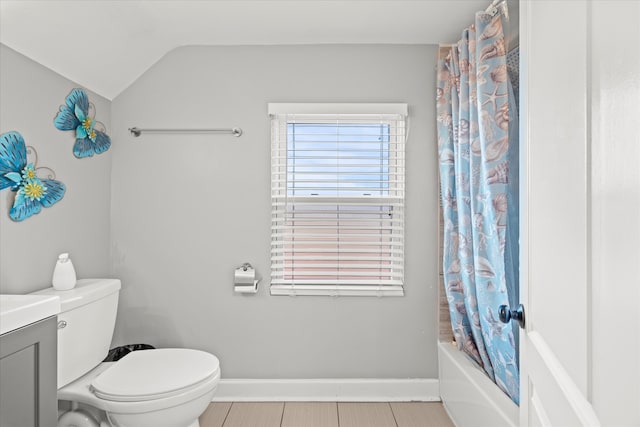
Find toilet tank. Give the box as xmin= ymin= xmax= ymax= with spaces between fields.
xmin=32 ymin=278 xmax=121 ymax=388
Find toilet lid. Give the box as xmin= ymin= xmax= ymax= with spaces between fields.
xmin=91 ymin=348 xmax=219 ymax=402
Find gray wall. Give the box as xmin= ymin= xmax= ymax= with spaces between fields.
xmin=0 ymin=45 xmax=112 ymax=293
xmin=110 ymin=45 xmax=439 ymax=378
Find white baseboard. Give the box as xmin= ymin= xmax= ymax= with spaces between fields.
xmin=212 ymin=378 xmax=440 ymax=402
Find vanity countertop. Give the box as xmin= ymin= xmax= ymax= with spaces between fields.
xmin=0 ymin=294 xmax=61 ymax=335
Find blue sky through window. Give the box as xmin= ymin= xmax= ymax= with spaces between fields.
xmin=287 ymin=123 xmax=391 ymax=196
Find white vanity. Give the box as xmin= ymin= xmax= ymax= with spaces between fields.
xmin=0 ymin=294 xmax=60 ymax=426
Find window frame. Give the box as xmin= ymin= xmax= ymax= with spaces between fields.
xmin=269 ymin=103 xmax=407 ymax=297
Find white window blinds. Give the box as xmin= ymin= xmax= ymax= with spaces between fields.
xmin=269 ymin=103 xmax=407 ymax=296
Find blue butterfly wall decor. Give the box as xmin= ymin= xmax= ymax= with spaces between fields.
xmin=54 ymin=88 xmax=111 ymax=158
xmin=0 ymin=131 xmax=66 ymax=222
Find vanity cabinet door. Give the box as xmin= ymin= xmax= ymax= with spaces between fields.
xmin=0 ymin=316 xmax=57 ymax=427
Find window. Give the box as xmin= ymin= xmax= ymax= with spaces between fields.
xmin=269 ymin=103 xmax=407 ymax=296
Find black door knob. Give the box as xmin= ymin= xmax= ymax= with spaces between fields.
xmin=498 ymin=304 xmax=525 ymax=328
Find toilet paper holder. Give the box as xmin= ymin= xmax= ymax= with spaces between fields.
xmin=234 ymin=262 xmax=259 ymax=294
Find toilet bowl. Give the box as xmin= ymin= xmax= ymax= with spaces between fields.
xmin=32 ymin=279 xmax=221 ymax=427
xmin=58 ymin=349 xmax=220 ymax=427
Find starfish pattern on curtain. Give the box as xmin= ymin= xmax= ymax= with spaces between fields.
xmin=436 ymin=9 xmax=520 ymax=404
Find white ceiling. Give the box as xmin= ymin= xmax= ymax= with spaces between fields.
xmin=0 ymin=0 xmax=495 ymax=100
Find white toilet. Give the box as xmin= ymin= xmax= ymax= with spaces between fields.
xmin=32 ymin=278 xmax=220 ymax=427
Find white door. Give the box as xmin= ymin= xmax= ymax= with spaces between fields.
xmin=518 ymin=1 xmax=639 ymax=426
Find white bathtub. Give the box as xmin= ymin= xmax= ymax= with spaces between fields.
xmin=438 ymin=340 xmax=518 ymax=427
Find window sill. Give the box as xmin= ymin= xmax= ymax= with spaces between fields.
xmin=269 ymin=284 xmax=404 ymax=297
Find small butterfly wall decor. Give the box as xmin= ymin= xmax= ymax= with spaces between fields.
xmin=54 ymin=88 xmax=111 ymax=158
xmin=0 ymin=131 xmax=66 ymax=221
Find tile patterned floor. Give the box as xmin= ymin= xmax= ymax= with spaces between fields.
xmin=199 ymin=401 xmax=455 ymax=427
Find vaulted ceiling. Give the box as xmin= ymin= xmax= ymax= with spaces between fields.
xmin=0 ymin=1 xmax=506 ymax=100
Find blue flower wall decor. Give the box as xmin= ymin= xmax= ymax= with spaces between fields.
xmin=54 ymin=88 xmax=111 ymax=158
xmin=0 ymin=131 xmax=66 ymax=221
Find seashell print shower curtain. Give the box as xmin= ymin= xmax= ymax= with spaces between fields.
xmin=436 ymin=8 xmax=520 ymax=404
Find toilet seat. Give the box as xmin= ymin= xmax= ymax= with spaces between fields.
xmin=59 ymin=360 xmax=220 ymax=417
xmin=58 ymin=359 xmax=220 ymax=427
xmin=91 ymin=349 xmax=219 ymax=402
